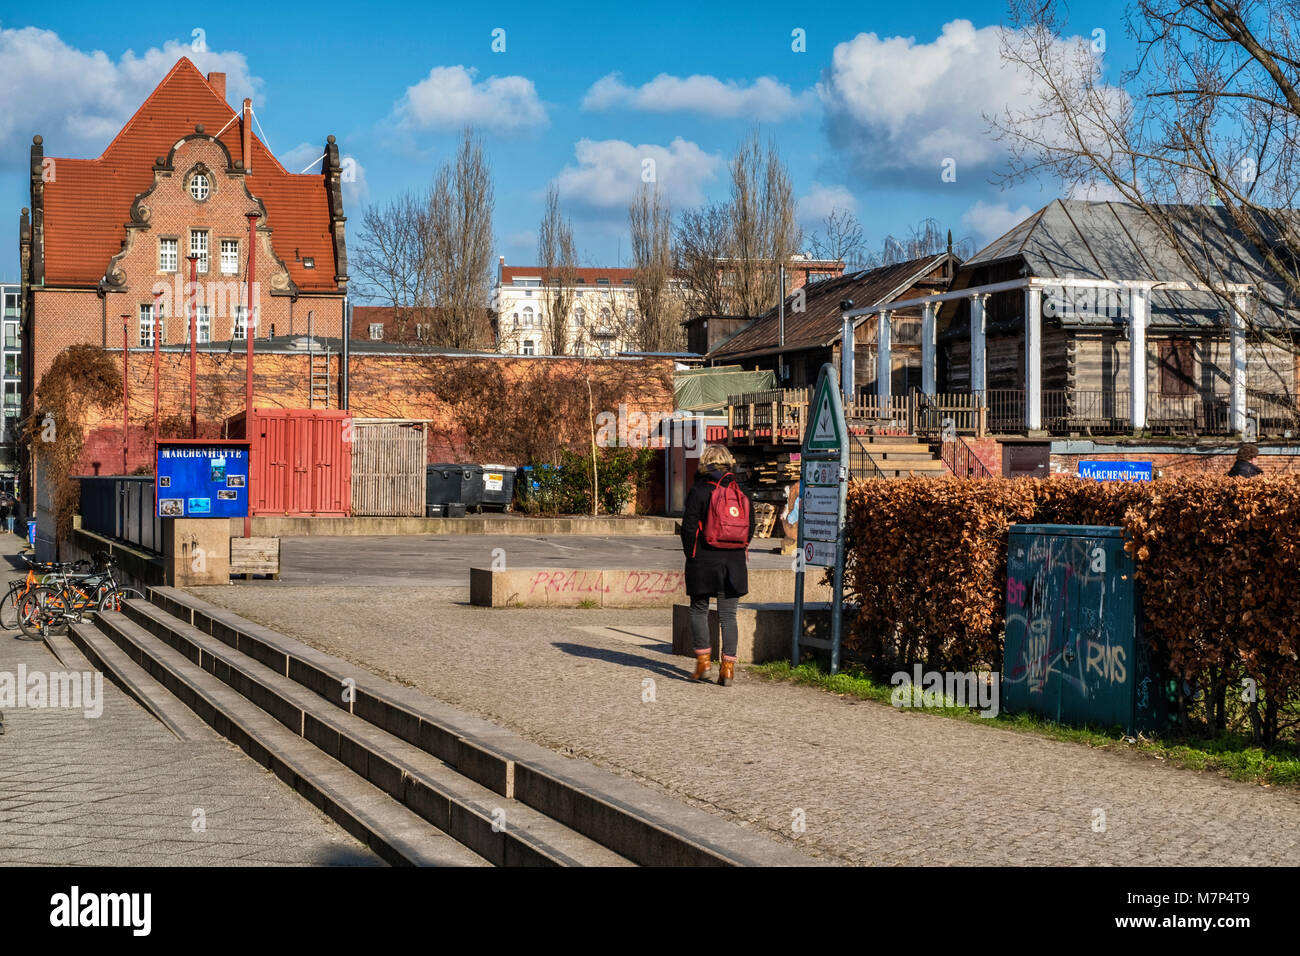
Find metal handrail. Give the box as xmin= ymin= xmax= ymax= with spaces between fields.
xmin=940 ymin=433 xmax=994 ymax=478
xmin=848 ymin=432 xmax=886 ymax=479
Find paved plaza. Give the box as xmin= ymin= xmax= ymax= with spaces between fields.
xmin=189 ymin=535 xmax=1300 ymax=866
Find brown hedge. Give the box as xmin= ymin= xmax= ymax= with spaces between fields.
xmin=842 ymin=476 xmax=1300 ymax=742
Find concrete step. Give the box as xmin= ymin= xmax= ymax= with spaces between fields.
xmin=89 ymin=610 xmax=490 ymax=867
xmin=147 ymin=586 xmax=816 ymax=867
xmin=66 ymin=622 xmax=211 ymax=741
xmin=114 ymin=599 xmax=633 ymax=868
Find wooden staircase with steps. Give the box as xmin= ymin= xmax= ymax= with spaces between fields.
xmin=850 ymin=433 xmax=949 ymax=479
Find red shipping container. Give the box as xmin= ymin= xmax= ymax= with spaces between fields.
xmin=228 ymin=408 xmax=352 ymax=516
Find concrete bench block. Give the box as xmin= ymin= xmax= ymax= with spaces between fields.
xmin=671 ymin=602 xmax=834 ymax=664
xmin=469 ymin=567 xmax=831 ymax=608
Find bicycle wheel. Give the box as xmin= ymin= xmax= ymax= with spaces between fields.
xmin=97 ymin=587 xmax=145 ymax=614
xmin=18 ymin=586 xmax=65 ymax=640
xmin=0 ymin=581 xmax=27 ymax=630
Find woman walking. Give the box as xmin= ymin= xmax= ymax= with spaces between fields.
xmin=680 ymin=445 xmax=755 ymax=686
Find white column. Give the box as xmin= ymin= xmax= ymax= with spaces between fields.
xmin=876 ymin=310 xmax=892 ymax=406
xmin=1230 ymin=292 xmax=1248 ymax=435
xmin=841 ymin=314 xmax=855 ymax=406
xmin=970 ymin=294 xmax=987 ymax=395
xmin=1129 ymin=287 xmax=1148 ymax=430
xmin=921 ymin=301 xmax=937 ymax=396
xmin=1024 ymin=289 xmax=1042 ymax=430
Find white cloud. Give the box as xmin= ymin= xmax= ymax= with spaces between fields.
xmin=583 ymin=72 xmax=809 ymax=121
xmin=819 ymin=19 xmax=1125 ymax=178
xmin=553 ymin=137 xmax=722 ymax=211
xmin=397 ymin=65 xmax=546 ymax=131
xmin=797 ymin=184 xmax=859 ymax=224
xmin=0 ymin=25 xmax=259 ymax=166
xmin=962 ymin=199 xmax=1035 ymax=247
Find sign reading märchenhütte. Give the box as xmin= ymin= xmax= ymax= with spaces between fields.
xmin=1079 ymin=460 xmax=1153 ymax=482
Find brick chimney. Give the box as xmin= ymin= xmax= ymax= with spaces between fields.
xmin=242 ymin=98 xmax=253 ymax=175
xmin=206 ymin=72 xmax=226 ymax=100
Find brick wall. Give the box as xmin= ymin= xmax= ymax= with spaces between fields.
xmin=1051 ymin=449 xmax=1300 ymax=477
xmin=74 ymin=350 xmax=676 ymax=475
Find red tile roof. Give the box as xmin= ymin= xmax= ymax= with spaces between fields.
xmin=41 ymin=57 xmax=338 ymax=292
xmin=501 ymin=265 xmax=637 ymax=285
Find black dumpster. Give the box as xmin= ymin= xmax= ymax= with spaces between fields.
xmin=478 ymin=465 xmax=517 ymax=512
xmin=426 ymin=464 xmax=472 ymax=507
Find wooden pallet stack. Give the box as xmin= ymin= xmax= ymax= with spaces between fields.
xmin=733 ymin=451 xmax=800 ymax=538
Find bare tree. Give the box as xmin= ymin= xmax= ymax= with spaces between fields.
xmin=674 ymin=202 xmax=735 ymax=317
xmin=352 ymin=128 xmax=494 ymax=349
xmin=727 ymin=129 xmax=802 ymax=317
xmin=538 ymin=184 xmax=579 ymax=355
xmin=807 ymin=208 xmax=866 ymax=271
xmin=995 ymin=0 xmax=1300 ymax=352
xmin=628 ymin=184 xmax=682 ymax=351
xmin=428 ymin=127 xmax=495 ymax=350
xmin=351 ymin=191 xmax=436 ymax=331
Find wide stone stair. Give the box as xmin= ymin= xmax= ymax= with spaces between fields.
xmin=67 ymin=587 xmax=813 ymax=867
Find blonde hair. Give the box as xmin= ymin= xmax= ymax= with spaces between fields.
xmin=699 ymin=444 xmax=735 ymax=472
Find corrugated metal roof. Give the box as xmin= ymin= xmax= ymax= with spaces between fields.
xmin=708 ymin=254 xmax=953 ymax=359
xmin=962 ymin=199 xmax=1300 ymax=328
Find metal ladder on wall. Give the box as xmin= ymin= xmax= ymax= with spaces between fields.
xmin=309 ymin=346 xmax=332 ymax=408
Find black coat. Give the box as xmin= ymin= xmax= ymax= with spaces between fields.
xmin=680 ymin=467 xmax=756 ymax=598
xmin=1228 ymin=459 xmax=1263 ymax=478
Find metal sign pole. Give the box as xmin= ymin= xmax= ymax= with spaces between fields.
xmin=792 ymin=362 xmax=850 ymax=674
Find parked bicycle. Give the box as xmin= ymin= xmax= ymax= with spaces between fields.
xmin=17 ymin=552 xmax=144 ymax=640
xmin=0 ymin=555 xmax=89 ymax=631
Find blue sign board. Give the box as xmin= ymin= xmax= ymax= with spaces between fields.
xmin=1079 ymin=460 xmax=1153 ymax=482
xmin=157 ymin=442 xmax=250 ymax=518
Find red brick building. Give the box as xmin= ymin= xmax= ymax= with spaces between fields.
xmin=17 ymin=57 xmax=349 ymax=399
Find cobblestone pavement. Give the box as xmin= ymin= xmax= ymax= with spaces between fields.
xmin=0 ymin=545 xmax=381 ymax=867
xmin=191 ymin=582 xmax=1300 ymax=866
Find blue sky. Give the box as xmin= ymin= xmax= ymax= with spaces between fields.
xmin=0 ymin=0 xmax=1133 ymax=293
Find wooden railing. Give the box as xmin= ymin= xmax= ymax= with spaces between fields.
xmin=722 ymin=386 xmax=1300 ymax=442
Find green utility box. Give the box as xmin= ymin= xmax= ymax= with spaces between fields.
xmin=1002 ymin=524 xmax=1175 ymax=735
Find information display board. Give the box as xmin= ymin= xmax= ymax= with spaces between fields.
xmin=156 ymin=440 xmax=251 ymax=519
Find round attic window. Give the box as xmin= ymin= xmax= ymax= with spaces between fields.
xmin=189 ymin=173 xmax=211 ymax=201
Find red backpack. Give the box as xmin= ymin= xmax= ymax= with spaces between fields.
xmin=701 ymin=473 xmax=750 ymax=550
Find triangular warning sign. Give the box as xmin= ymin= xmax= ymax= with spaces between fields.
xmin=805 ymin=371 xmax=843 ymax=451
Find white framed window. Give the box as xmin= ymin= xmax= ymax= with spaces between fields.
xmin=189 ymin=173 xmax=210 ymax=201
xmin=599 ymin=341 xmax=611 ymax=357
xmin=220 ymin=239 xmax=239 ymax=275
xmin=522 ymin=306 xmax=534 ymax=328
xmin=521 ymin=340 xmax=535 ymax=356
xmin=190 ymin=230 xmax=209 ymax=273
xmin=233 ymin=307 xmax=248 ymax=340
xmin=574 ymin=308 xmax=585 ymax=326
xmin=369 ymin=323 xmax=383 ymax=340
xmin=197 ymin=306 xmax=211 ymax=343
xmin=159 ymin=237 xmax=178 ymax=272
xmin=416 ymin=323 xmax=428 ymax=341
xmin=626 ymin=309 xmax=635 ymax=324
xmin=512 ymin=312 xmax=520 ymax=327
xmin=139 ymin=304 xmax=155 ymax=347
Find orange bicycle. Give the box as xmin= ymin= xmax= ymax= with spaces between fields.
xmin=0 ymin=556 xmax=87 ymax=631
xmin=18 ymin=553 xmax=143 ymax=640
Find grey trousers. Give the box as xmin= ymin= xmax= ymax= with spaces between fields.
xmin=689 ymin=593 xmax=739 ymax=660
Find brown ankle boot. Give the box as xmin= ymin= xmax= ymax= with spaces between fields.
xmin=718 ymin=659 xmax=735 ymax=686
xmin=691 ymin=653 xmax=712 ymax=681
